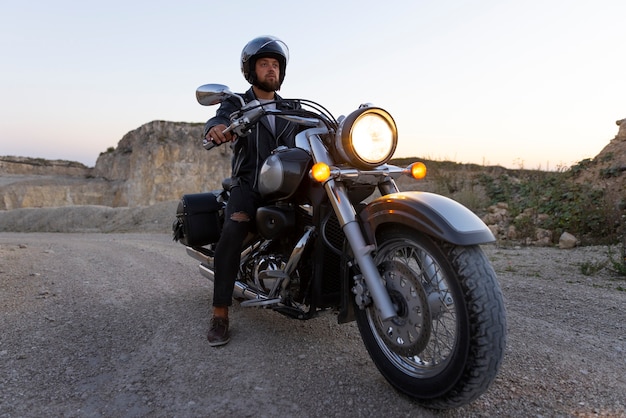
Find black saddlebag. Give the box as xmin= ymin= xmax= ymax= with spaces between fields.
xmin=173 ymin=192 xmax=223 ymax=247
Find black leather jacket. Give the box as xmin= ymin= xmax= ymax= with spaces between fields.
xmin=204 ymin=87 xmax=301 ymax=191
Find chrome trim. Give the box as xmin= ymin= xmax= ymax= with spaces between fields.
xmin=284 ymin=226 xmax=315 ymax=277
xmin=186 ymin=246 xmax=212 ymax=264
xmin=198 ymin=262 xmax=214 ymax=281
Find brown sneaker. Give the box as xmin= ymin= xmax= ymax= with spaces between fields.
xmin=207 ymin=316 xmax=230 ymax=347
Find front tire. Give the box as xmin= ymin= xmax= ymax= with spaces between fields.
xmin=355 ymin=226 xmax=506 ymax=409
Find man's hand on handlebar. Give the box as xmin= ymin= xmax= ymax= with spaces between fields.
xmin=206 ymin=124 xmax=234 ymax=145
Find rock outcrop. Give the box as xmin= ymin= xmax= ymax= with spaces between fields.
xmin=91 ymin=120 xmax=232 ymax=206
xmin=571 ymin=117 xmax=626 ymax=209
xmin=0 ymin=121 xmax=233 ymax=209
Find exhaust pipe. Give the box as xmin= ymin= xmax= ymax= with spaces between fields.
xmin=197 ymin=262 xmax=267 ymax=301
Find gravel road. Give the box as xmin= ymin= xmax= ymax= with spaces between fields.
xmin=1 ymin=232 xmax=625 ymax=417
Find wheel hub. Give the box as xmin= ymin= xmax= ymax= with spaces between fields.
xmin=373 ymin=260 xmax=431 ymax=356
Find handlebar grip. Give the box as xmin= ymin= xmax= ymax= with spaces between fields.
xmin=202 ymin=138 xmax=219 ymax=150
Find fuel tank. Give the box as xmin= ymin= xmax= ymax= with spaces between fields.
xmin=258 ymin=147 xmax=312 ymax=202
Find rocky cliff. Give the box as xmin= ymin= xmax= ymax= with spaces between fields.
xmin=0 ymin=121 xmax=233 ymax=209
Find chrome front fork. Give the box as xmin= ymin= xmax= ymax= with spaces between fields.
xmin=323 ymin=178 xmax=397 ymax=321
xmin=303 ymin=127 xmax=399 ymax=322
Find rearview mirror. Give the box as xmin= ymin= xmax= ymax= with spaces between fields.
xmin=196 ymin=84 xmax=234 ymax=106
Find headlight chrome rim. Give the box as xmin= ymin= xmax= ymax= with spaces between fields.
xmin=336 ymin=107 xmax=398 ymax=169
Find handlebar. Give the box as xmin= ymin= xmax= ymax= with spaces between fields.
xmin=202 ymin=98 xmax=329 ymax=151
xmin=202 ymin=100 xmax=267 ymax=150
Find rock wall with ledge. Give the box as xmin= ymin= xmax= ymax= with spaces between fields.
xmin=0 ymin=121 xmax=233 ymax=209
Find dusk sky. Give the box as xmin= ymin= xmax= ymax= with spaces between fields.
xmin=1 ymin=0 xmax=625 ymax=170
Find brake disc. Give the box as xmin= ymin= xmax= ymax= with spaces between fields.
xmin=373 ymin=260 xmax=431 ymax=357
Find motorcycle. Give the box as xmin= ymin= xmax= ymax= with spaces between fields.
xmin=173 ymin=84 xmax=507 ymax=409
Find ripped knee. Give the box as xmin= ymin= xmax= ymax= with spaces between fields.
xmin=230 ymin=211 xmax=250 ymax=222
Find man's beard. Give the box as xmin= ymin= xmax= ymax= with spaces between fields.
xmin=255 ymin=78 xmax=280 ymax=92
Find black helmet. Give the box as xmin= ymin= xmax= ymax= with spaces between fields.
xmin=241 ymin=35 xmax=289 ymax=87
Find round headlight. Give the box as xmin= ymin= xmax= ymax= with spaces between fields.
xmin=336 ymin=107 xmax=398 ymax=169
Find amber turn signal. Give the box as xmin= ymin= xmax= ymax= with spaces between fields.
xmin=409 ymin=162 xmax=427 ymax=180
xmin=311 ymin=162 xmax=331 ymax=182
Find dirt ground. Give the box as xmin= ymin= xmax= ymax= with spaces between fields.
xmin=1 ymin=231 xmax=625 ymax=417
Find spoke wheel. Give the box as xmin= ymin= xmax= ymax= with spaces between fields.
xmin=355 ymin=226 xmax=506 ymax=409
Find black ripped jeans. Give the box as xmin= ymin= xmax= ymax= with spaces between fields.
xmin=212 ymin=182 xmax=262 ymax=307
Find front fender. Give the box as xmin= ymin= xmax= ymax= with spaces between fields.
xmin=360 ymin=191 xmax=495 ymax=246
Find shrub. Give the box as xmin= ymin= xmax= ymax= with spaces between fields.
xmin=479 ymin=169 xmax=621 ymax=245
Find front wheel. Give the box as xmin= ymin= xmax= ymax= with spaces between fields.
xmin=355 ymin=226 xmax=506 ymax=409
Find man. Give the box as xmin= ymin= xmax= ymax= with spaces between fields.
xmin=203 ymin=35 xmax=301 ymax=346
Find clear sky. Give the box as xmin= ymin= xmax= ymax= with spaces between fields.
xmin=1 ymin=0 xmax=624 ymax=170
